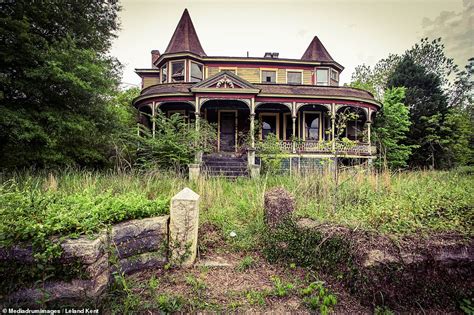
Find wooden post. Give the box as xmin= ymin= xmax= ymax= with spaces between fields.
xmin=331 ymin=103 xmax=336 ymax=152
xmin=151 ymin=101 xmax=156 ymax=138
xmin=292 ymin=116 xmax=296 ymax=153
xmin=250 ymin=98 xmax=255 ymax=149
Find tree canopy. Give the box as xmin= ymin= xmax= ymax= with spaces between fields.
xmin=0 ymin=0 xmax=123 ymax=168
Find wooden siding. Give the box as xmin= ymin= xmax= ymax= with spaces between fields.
xmin=206 ymin=66 xmax=313 ymax=85
xmin=238 ymin=68 xmax=260 ymax=83
xmin=207 ymin=66 xmax=220 ymax=77
xmin=277 ymin=69 xmax=286 ymax=84
xmin=303 ymin=70 xmax=312 ymax=85
xmin=143 ymin=76 xmax=160 ymax=88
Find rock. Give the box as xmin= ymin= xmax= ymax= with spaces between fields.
xmin=61 ymin=234 xmax=107 ymax=265
xmin=264 ymin=187 xmax=295 ymax=229
xmin=118 ymin=252 xmax=167 ymax=274
xmin=0 ymin=244 xmax=34 ymax=262
xmin=111 ymin=216 xmax=168 ymax=259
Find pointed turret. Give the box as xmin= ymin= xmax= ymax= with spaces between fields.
xmin=301 ymin=36 xmax=334 ymax=62
xmin=164 ymin=9 xmax=206 ymax=56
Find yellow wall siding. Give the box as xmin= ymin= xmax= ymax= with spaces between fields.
xmin=207 ymin=67 xmax=220 ymax=77
xmin=143 ymin=76 xmax=160 ymax=88
xmin=277 ymin=69 xmax=286 ymax=84
xmin=303 ymin=70 xmax=312 ymax=85
xmin=237 ymin=68 xmax=260 ymax=83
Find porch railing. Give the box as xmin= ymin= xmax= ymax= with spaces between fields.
xmin=276 ymin=140 xmax=376 ymax=155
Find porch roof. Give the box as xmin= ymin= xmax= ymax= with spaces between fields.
xmin=135 ymin=82 xmax=380 ymax=108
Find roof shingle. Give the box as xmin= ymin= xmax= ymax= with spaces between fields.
xmin=301 ymin=36 xmax=335 ymax=62
xmin=164 ymin=9 xmax=206 ymax=56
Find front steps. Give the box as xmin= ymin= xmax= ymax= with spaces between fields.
xmin=202 ymin=153 xmax=249 ymax=178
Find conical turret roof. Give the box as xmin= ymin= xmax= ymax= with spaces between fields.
xmin=301 ymin=36 xmax=334 ymax=62
xmin=164 ymin=9 xmax=206 ymax=56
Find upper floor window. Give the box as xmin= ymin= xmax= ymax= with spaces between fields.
xmin=161 ymin=64 xmax=167 ymax=83
xmin=261 ymin=70 xmax=276 ymax=83
xmin=330 ymin=69 xmax=338 ymax=81
xmin=190 ymin=62 xmax=203 ymax=82
xmin=171 ymin=61 xmax=185 ymax=82
xmin=316 ymin=69 xmax=328 ymax=86
xmin=287 ymin=71 xmax=302 ymax=85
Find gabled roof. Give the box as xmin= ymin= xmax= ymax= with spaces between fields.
xmin=301 ymin=36 xmax=335 ymax=62
xmin=191 ymin=71 xmax=260 ymax=93
xmin=164 ymin=9 xmax=206 ymax=56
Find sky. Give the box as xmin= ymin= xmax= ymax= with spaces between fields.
xmin=110 ymin=0 xmax=473 ymax=88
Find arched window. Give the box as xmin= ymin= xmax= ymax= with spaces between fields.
xmin=304 ymin=112 xmax=320 ymax=140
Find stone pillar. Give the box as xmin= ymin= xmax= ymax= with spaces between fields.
xmin=169 ymin=188 xmax=200 ymax=267
xmin=250 ymin=164 xmax=261 ymax=179
xmin=247 ymin=148 xmax=256 ymax=166
xmin=188 ymin=164 xmax=200 ymax=181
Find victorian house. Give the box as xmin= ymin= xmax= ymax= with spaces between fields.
xmin=133 ymin=9 xmax=380 ymax=175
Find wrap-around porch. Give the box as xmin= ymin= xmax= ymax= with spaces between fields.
xmin=139 ymin=98 xmax=376 ymax=158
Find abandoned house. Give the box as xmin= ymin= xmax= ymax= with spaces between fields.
xmin=133 ymin=9 xmax=381 ymax=175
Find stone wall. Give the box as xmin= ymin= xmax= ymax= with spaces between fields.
xmin=2 ymin=216 xmax=169 ymax=305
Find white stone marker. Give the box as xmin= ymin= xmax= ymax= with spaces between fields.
xmin=169 ymin=187 xmax=200 ymax=267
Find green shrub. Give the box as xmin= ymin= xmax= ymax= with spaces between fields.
xmin=236 ymin=255 xmax=256 ymax=272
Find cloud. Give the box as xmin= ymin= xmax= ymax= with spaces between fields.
xmin=422 ymin=0 xmax=473 ymax=67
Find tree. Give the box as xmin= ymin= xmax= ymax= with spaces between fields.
xmin=0 ymin=0 xmax=122 ymax=168
xmin=387 ymin=56 xmax=449 ymax=168
xmin=373 ymin=87 xmax=414 ymax=169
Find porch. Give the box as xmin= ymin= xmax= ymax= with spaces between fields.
xmin=138 ymin=98 xmax=376 ymax=158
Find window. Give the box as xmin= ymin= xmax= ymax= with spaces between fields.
xmin=287 ymin=71 xmax=302 ymax=85
xmin=261 ymin=70 xmax=276 ymax=83
xmin=316 ymin=69 xmax=329 ymax=86
xmin=190 ymin=62 xmax=203 ymax=82
xmin=330 ymin=69 xmax=338 ymax=81
xmin=304 ymin=112 xmax=321 ymax=140
xmin=260 ymin=114 xmax=279 ymax=139
xmin=171 ymin=61 xmax=185 ymax=82
xmin=161 ymin=64 xmax=167 ymax=83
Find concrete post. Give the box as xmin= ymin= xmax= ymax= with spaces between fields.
xmin=169 ymin=188 xmax=200 ymax=267
xmin=188 ymin=164 xmax=200 ymax=181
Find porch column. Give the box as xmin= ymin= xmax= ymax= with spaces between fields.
xmin=151 ymin=101 xmax=156 ymax=138
xmin=250 ymin=98 xmax=255 ymax=148
xmin=292 ymin=116 xmax=296 ymax=153
xmin=195 ymin=97 xmax=200 ymax=132
xmin=366 ymin=121 xmax=371 ymax=144
xmin=331 ymin=103 xmax=336 ymax=152
xmin=366 ymin=121 xmax=372 ymax=155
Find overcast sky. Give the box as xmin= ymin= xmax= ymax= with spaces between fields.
xmin=110 ymin=0 xmax=473 ymax=88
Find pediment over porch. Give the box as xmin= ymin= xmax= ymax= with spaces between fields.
xmin=191 ymin=71 xmax=260 ymax=94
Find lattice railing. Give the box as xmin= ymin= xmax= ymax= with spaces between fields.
xmin=275 ymin=140 xmax=375 ymax=155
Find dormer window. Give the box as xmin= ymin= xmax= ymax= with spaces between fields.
xmin=331 ymin=69 xmax=338 ymax=81
xmin=261 ymin=70 xmax=276 ymax=84
xmin=316 ymin=69 xmax=328 ymax=86
xmin=190 ymin=62 xmax=203 ymax=82
xmin=287 ymin=71 xmax=302 ymax=85
xmin=161 ymin=64 xmax=168 ymax=83
xmin=171 ymin=61 xmax=185 ymax=82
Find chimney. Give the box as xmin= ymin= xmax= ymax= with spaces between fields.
xmin=151 ymin=50 xmax=160 ymax=68
xmin=264 ymin=52 xmax=279 ymax=59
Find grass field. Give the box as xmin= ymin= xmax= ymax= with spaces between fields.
xmin=1 ymin=168 xmax=472 ymax=250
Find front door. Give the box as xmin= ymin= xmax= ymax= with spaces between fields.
xmin=219 ymin=111 xmax=236 ymax=151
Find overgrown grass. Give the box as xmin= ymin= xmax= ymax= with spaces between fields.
xmin=1 ymin=168 xmax=472 ymax=250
